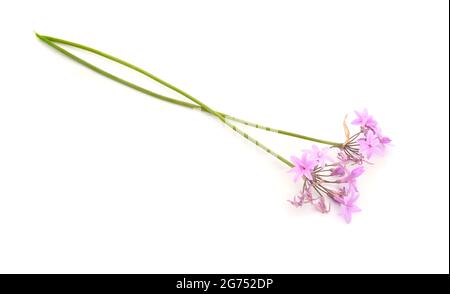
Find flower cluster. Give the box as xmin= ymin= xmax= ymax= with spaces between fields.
xmin=288 ymin=109 xmax=391 ymax=223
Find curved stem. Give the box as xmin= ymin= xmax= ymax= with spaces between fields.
xmin=37 ymin=34 xmax=342 ymax=148
xmin=36 ymin=33 xmax=295 ymax=167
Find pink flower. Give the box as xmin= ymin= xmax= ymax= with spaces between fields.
xmin=373 ymin=126 xmax=392 ymax=146
xmin=351 ymin=109 xmax=377 ymax=129
xmin=348 ymin=166 xmax=365 ymax=179
xmin=305 ymin=145 xmax=333 ymax=167
xmin=358 ymin=131 xmax=381 ymax=159
xmin=342 ymin=166 xmax=365 ymax=193
xmin=331 ymin=164 xmax=347 ymax=177
xmin=340 ymin=192 xmax=361 ymax=223
xmin=290 ymin=153 xmax=316 ymax=181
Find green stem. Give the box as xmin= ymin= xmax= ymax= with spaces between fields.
xmin=36 ymin=33 xmax=295 ymax=168
xmin=37 ymin=34 xmax=342 ymax=148
xmin=221 ymin=115 xmax=342 ymax=146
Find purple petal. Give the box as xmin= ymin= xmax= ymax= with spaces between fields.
xmin=380 ymin=136 xmax=391 ymax=144
xmin=350 ymin=166 xmax=365 ymax=178
xmin=351 ymin=118 xmax=362 ymax=125
xmin=341 ymin=206 xmax=352 ymax=223
xmin=349 ymin=192 xmax=359 ymax=204
xmin=331 ymin=165 xmax=346 ymax=176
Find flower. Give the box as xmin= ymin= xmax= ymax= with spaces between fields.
xmin=330 ymin=187 xmax=348 ymax=204
xmin=313 ymin=197 xmax=330 ymax=213
xmin=351 ymin=108 xmax=377 ymax=130
xmin=331 ymin=163 xmax=347 ymax=177
xmin=340 ymin=192 xmax=361 ymax=223
xmin=342 ymin=166 xmax=365 ymax=194
xmin=290 ymin=153 xmax=315 ymax=181
xmin=288 ymin=188 xmax=313 ymax=208
xmin=288 ymin=195 xmax=304 ymax=208
xmin=305 ymin=145 xmax=333 ymax=167
xmin=358 ymin=131 xmax=381 ymax=159
xmin=373 ymin=126 xmax=392 ymax=147
xmin=343 ymin=166 xmax=365 ymax=182
xmin=380 ymin=135 xmax=391 ymax=145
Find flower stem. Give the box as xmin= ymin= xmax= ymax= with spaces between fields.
xmin=36 ymin=34 xmax=342 ymax=148
xmin=36 ymin=33 xmax=295 ymax=167
xmin=221 ymin=115 xmax=342 ymax=147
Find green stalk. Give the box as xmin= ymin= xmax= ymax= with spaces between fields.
xmin=221 ymin=115 xmax=342 ymax=146
xmin=36 ymin=33 xmax=295 ymax=167
xmin=37 ymin=34 xmax=342 ymax=148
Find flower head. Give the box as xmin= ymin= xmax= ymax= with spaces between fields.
xmin=288 ymin=108 xmax=389 ymax=223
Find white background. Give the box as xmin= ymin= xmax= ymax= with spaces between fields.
xmin=0 ymin=0 xmax=448 ymax=273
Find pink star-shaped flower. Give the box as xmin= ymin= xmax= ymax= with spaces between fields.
xmin=304 ymin=145 xmax=334 ymax=167
xmin=289 ymin=153 xmax=316 ymax=181
xmin=340 ymin=192 xmax=361 ymax=223
xmin=346 ymin=166 xmax=365 ymax=194
xmin=351 ymin=108 xmax=377 ymax=129
xmin=358 ymin=131 xmax=381 ymax=159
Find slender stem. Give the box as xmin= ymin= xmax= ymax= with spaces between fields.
xmin=41 ymin=36 xmax=225 ymax=123
xmin=37 ymin=34 xmax=342 ymax=148
xmin=223 ymin=115 xmax=342 ymax=147
xmin=36 ymin=33 xmax=295 ymax=167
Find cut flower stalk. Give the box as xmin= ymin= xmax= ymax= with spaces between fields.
xmin=36 ymin=33 xmax=391 ymax=223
